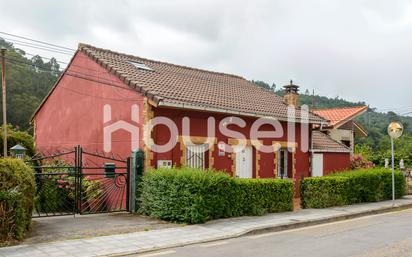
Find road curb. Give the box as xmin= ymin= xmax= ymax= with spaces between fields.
xmin=113 ymin=202 xmax=412 ymax=257
xmin=243 ymin=203 xmax=412 ymax=236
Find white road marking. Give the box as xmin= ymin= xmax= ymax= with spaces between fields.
xmin=199 ymin=241 xmax=228 ymax=247
xmin=246 ymin=208 xmax=411 ymax=239
xmin=139 ymin=250 xmax=176 ymax=257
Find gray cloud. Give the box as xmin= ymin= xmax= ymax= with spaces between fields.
xmin=1 ymin=0 xmax=412 ymax=113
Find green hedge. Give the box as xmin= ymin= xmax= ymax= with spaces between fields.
xmin=301 ymin=168 xmax=406 ymax=208
xmin=0 ymin=158 xmax=35 ymax=244
xmin=0 ymin=191 xmax=26 ymax=245
xmin=139 ymin=167 xmax=293 ymax=224
xmin=235 ymin=179 xmax=294 ymax=216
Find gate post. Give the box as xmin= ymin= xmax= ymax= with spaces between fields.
xmin=130 ymin=149 xmax=144 ymax=212
xmin=74 ymin=145 xmax=79 ymax=215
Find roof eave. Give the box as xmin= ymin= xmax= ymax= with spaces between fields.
xmin=310 ymin=149 xmax=351 ymax=153
xmin=332 ymin=106 xmax=368 ymax=129
xmin=353 ymin=121 xmax=368 ymax=137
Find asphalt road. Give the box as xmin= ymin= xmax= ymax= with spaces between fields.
xmin=136 ymin=208 xmax=412 ymax=257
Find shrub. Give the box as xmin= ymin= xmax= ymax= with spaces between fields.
xmin=332 ymin=168 xmax=406 ymax=203
xmin=139 ymin=167 xmax=293 ymax=224
xmin=301 ymin=168 xmax=406 ymax=209
xmin=0 ymin=158 xmax=35 ymax=243
xmin=300 ymin=177 xmax=350 ymax=208
xmin=350 ymin=154 xmax=375 ymax=169
xmin=235 ymin=179 xmax=294 ymax=216
xmin=0 ymin=191 xmax=25 ymax=245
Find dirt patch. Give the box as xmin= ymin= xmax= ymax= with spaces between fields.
xmin=24 ymin=213 xmax=180 ymax=244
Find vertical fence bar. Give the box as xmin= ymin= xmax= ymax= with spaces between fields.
xmin=126 ymin=157 xmax=131 ymax=212
xmin=78 ymin=146 xmax=83 ymax=214
xmin=130 ymin=151 xmax=137 ymax=213
xmin=73 ymin=145 xmax=78 ymax=217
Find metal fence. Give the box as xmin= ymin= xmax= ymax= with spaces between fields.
xmin=29 ymin=146 xmax=131 ymax=217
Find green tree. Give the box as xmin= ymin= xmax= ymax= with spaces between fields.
xmin=0 ymin=38 xmax=60 ymax=131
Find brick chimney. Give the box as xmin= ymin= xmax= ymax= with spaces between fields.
xmin=283 ymin=80 xmax=299 ymax=106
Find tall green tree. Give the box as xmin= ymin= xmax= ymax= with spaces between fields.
xmin=0 ymin=38 xmax=61 ymax=131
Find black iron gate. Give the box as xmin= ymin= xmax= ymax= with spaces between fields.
xmin=29 ymin=146 xmax=131 ymax=217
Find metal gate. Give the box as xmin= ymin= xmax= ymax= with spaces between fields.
xmin=29 ymin=146 xmax=131 ymax=217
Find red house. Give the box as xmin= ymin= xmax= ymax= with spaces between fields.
xmin=310 ymin=106 xmax=368 ymax=176
xmin=32 ymin=44 xmax=351 ymax=184
xmin=313 ymin=106 xmax=368 ymax=153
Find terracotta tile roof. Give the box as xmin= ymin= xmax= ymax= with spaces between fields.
xmin=77 ymin=43 xmax=325 ymax=123
xmin=312 ymin=106 xmax=368 ymax=128
xmin=312 ymin=131 xmax=351 ymax=153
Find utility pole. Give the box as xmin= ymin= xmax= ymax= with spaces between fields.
xmin=1 ymin=48 xmax=7 ymax=157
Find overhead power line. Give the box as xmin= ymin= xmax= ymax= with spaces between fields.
xmin=0 ymin=31 xmax=76 ymax=51
xmin=5 ymin=58 xmax=64 ymax=74
xmin=23 ymin=52 xmax=70 ymax=65
xmin=11 ymin=50 xmax=102 ymax=74
xmin=3 ymin=56 xmax=137 ymax=92
xmin=0 ymin=36 xmax=74 ymax=55
xmin=377 ymin=106 xmax=412 ymax=112
xmin=4 ymin=56 xmax=64 ymax=71
xmin=2 ymin=40 xmax=74 ymax=56
xmin=8 ymin=61 xmax=140 ymax=101
xmin=400 ymin=111 xmax=412 ymax=116
xmin=21 ymin=51 xmax=106 ymax=73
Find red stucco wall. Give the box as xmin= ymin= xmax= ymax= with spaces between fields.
xmin=323 ymin=152 xmax=351 ymax=175
xmin=34 ymin=52 xmax=145 ymax=160
xmin=151 ymin=107 xmax=312 ymax=181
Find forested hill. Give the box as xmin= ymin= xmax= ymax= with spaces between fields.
xmin=0 ymin=38 xmax=61 ymax=130
xmin=252 ymin=80 xmax=367 ymax=108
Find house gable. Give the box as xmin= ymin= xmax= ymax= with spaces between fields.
xmin=34 ymin=51 xmax=145 ymax=158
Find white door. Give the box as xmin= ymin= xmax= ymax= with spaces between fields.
xmin=235 ymin=146 xmax=253 ymax=178
xmin=312 ymin=153 xmax=324 ymax=177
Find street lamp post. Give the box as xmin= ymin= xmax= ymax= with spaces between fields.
xmin=387 ymin=121 xmax=403 ymax=206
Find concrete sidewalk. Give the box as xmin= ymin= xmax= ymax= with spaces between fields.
xmin=1 ymin=196 xmax=412 ymax=257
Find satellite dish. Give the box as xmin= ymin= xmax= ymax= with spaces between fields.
xmin=387 ymin=122 xmax=403 ymax=139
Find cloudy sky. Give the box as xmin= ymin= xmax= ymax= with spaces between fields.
xmin=1 ymin=0 xmax=412 ymax=114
